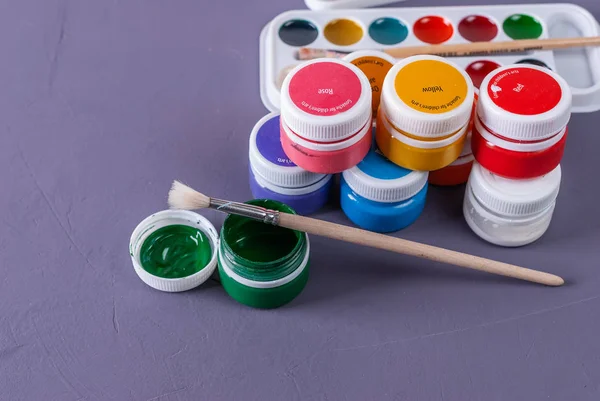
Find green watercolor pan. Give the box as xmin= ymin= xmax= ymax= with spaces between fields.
xmin=130 ymin=201 xmax=310 ymax=309
xmin=260 ymin=3 xmax=600 ymax=113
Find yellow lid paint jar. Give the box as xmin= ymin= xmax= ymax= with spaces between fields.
xmin=376 ymin=107 xmax=468 ymax=171
xmin=376 ymin=55 xmax=474 ymax=171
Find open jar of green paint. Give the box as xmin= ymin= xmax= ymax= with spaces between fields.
xmin=218 ymin=199 xmax=310 ymax=309
xmin=130 ymin=210 xmax=219 ymax=292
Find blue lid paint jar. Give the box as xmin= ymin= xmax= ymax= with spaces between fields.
xmin=341 ymin=147 xmax=429 ymax=233
xmin=249 ymin=113 xmax=333 ymax=215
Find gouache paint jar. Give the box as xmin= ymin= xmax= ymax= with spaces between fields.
xmin=342 ymin=50 xmax=397 ymax=116
xmin=473 ymin=64 xmax=572 ymax=179
xmin=428 ymin=133 xmax=474 ymax=186
xmin=249 ymin=113 xmax=332 ymax=215
xmin=280 ymin=59 xmax=373 ymax=174
xmin=464 ymin=162 xmax=562 ymax=247
xmin=429 ymin=89 xmax=478 ymax=186
xmin=341 ymin=147 xmax=429 ymax=233
xmin=376 ymin=55 xmax=475 ymax=171
xmin=218 ymin=199 xmax=310 ymax=309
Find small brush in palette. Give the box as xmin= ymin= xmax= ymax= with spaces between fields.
xmin=260 ymin=4 xmax=600 ymax=113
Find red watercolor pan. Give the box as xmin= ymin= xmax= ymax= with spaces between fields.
xmin=413 ymin=16 xmax=454 ymax=44
xmin=458 ymin=15 xmax=499 ymax=42
xmin=465 ymin=60 xmax=501 ymax=89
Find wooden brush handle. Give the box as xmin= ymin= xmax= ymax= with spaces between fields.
xmin=384 ymin=36 xmax=600 ymax=59
xmin=278 ymin=213 xmax=564 ymax=287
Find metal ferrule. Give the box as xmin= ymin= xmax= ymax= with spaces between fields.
xmin=209 ymin=198 xmax=280 ymax=225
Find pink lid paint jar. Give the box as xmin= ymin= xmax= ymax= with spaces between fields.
xmin=280 ymin=59 xmax=373 ymax=174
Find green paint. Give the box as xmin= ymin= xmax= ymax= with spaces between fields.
xmin=503 ymin=14 xmax=543 ymax=40
xmin=218 ymin=199 xmax=310 ymax=309
xmin=220 ymin=199 xmax=305 ymax=282
xmin=226 ymin=222 xmax=298 ymax=263
xmin=140 ymin=224 xmax=212 ymax=279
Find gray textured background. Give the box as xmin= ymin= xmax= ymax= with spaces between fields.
xmin=1 ymin=0 xmax=599 ymax=400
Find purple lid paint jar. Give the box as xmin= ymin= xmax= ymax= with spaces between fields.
xmin=249 ymin=113 xmax=333 ymax=215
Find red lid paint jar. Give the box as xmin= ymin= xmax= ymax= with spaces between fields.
xmin=428 ymin=133 xmax=474 ymax=186
xmin=429 ymin=89 xmax=478 ymax=186
xmin=279 ymin=59 xmax=373 ymax=174
xmin=473 ymin=64 xmax=572 ymax=179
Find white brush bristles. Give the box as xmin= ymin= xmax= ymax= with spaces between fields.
xmin=168 ymin=181 xmax=210 ymax=210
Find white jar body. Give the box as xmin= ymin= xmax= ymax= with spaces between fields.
xmin=463 ymin=187 xmax=555 ymax=247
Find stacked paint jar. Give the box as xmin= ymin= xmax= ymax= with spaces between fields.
xmin=472 ymin=64 xmax=572 ymax=179
xmin=376 ymin=55 xmax=475 ymax=172
xmin=248 ymin=113 xmax=332 ymax=215
xmin=465 ymin=64 xmax=572 ymax=246
xmin=342 ymin=50 xmax=397 ymax=118
xmin=341 ymin=145 xmax=429 ymax=233
xmin=429 ymin=89 xmax=479 ymax=186
xmin=279 ymin=59 xmax=373 ymax=174
xmin=464 ymin=163 xmax=562 ymax=247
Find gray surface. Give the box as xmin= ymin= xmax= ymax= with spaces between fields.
xmin=1 ymin=0 xmax=599 ymax=400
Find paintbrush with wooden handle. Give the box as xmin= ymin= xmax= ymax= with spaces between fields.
xmin=296 ymin=36 xmax=600 ymax=60
xmin=167 ymin=181 xmax=564 ymax=287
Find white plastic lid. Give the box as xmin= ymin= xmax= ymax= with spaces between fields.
xmin=380 ymin=107 xmax=469 ymax=150
xmin=342 ymin=147 xmax=428 ymax=203
xmin=478 ymin=64 xmax=572 ymax=141
xmin=282 ymin=115 xmax=372 ymax=152
xmin=280 ymin=58 xmax=372 ymax=142
xmin=305 ymin=0 xmax=404 ymax=9
xmin=381 ymin=55 xmax=475 ymax=138
xmin=129 ymin=210 xmax=219 ymax=292
xmin=469 ymin=162 xmax=562 ymax=217
xmin=249 ymin=113 xmax=328 ymax=188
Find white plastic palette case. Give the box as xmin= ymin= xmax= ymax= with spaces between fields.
xmin=305 ymin=0 xmax=404 ymax=10
xmin=260 ymin=3 xmax=600 ymax=113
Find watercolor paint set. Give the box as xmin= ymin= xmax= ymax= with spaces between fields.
xmin=260 ymin=3 xmax=600 ymax=113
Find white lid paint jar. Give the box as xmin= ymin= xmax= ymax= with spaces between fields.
xmin=376 ymin=55 xmax=475 ymax=171
xmin=279 ymin=58 xmax=373 ymax=174
xmin=249 ymin=113 xmax=333 ymax=215
xmin=473 ymin=64 xmax=572 ymax=179
xmin=463 ymin=162 xmax=562 ymax=247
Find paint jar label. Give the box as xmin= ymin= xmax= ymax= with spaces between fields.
xmin=350 ymin=56 xmax=394 ymax=115
xmin=288 ymin=62 xmax=361 ymax=117
xmin=394 ymin=60 xmax=468 ymax=114
xmin=256 ymin=116 xmax=295 ymax=167
xmin=486 ymin=67 xmax=562 ymax=115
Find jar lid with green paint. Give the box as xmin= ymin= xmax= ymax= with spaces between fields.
xmin=218 ymin=199 xmax=310 ymax=309
xmin=129 ymin=210 xmax=219 ymax=292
